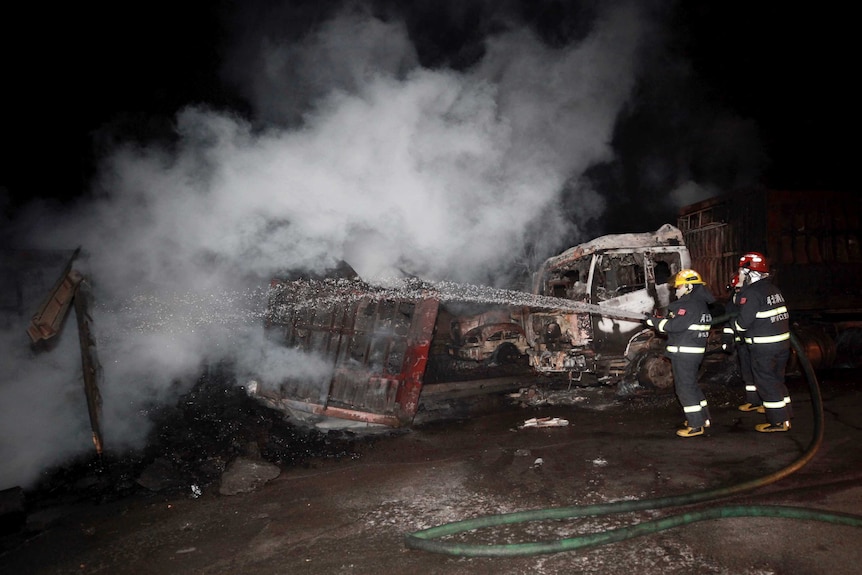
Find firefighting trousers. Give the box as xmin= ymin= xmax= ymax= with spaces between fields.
xmin=670 ymin=353 xmax=710 ymax=428
xmin=750 ymin=346 xmax=792 ymax=424
xmin=736 ymin=343 xmax=760 ymax=406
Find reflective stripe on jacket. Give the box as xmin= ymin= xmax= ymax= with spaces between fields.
xmin=733 ymin=277 xmax=790 ymax=348
xmin=654 ymin=285 xmax=714 ymax=356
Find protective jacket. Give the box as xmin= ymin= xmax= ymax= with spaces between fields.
xmin=721 ymin=287 xmax=743 ymax=350
xmin=648 ymin=285 xmax=715 ymax=356
xmin=733 ymin=277 xmax=790 ymax=349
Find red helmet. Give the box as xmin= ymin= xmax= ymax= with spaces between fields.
xmin=738 ymin=252 xmax=769 ymax=273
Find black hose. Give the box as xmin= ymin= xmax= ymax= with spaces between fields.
xmin=404 ymin=332 xmax=862 ymax=557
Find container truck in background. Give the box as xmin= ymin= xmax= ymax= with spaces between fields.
xmin=677 ymin=189 xmax=862 ymax=368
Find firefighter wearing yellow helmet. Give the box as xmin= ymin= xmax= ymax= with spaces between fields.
xmin=645 ymin=269 xmax=715 ymax=437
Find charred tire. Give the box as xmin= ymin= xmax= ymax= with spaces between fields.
xmin=490 ymin=342 xmax=523 ymax=365
xmin=636 ymin=351 xmax=674 ymax=390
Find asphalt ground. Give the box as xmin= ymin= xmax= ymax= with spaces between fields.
xmin=2 ymin=368 xmax=862 ymax=575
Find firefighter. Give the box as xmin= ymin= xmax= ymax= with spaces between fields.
xmin=646 ymin=269 xmax=715 ymax=438
xmin=733 ymin=252 xmax=792 ymax=432
xmin=722 ymin=275 xmax=763 ymax=414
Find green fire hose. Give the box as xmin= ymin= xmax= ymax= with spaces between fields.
xmin=404 ymin=331 xmax=862 ymax=557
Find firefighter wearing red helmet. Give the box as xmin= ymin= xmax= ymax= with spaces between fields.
xmin=721 ymin=274 xmax=742 ymax=350
xmin=722 ymin=273 xmax=759 ymax=413
xmin=645 ymin=269 xmax=715 ymax=438
xmin=733 ymin=251 xmax=792 ymax=432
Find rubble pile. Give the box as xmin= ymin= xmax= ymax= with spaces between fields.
xmin=23 ymin=367 xmax=369 ymax=509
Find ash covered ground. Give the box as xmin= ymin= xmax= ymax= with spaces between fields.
xmin=3 ymin=353 xmax=743 ymax=536
xmin=3 ymin=369 xmax=862 ymax=575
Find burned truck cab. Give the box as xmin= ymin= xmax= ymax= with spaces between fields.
xmin=527 ymin=224 xmax=690 ymax=387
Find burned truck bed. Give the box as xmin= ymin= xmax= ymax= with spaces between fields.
xmin=256 ymin=278 xmax=439 ymax=427
xmin=251 ymin=262 xmax=694 ymax=430
xmin=253 ymin=277 xmax=548 ymax=429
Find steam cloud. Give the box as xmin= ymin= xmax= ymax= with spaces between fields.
xmin=1 ymin=1 xmax=670 ymax=489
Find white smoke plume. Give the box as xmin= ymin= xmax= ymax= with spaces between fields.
xmin=1 ymin=1 xmax=653 ymax=489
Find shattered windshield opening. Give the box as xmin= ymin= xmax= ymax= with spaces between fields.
xmin=594 ymin=253 xmax=645 ymax=302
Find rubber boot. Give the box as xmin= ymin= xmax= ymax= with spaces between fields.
xmin=755 ymin=421 xmax=791 ymax=433
xmin=676 ymin=426 xmax=705 ymax=438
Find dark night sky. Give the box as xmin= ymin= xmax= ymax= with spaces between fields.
xmin=670 ymin=4 xmax=855 ymax=191
xmin=1 ymin=1 xmax=857 ymax=229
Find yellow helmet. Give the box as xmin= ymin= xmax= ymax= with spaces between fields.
xmin=672 ymin=269 xmax=706 ymax=288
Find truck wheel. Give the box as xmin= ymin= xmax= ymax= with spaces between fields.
xmin=636 ymin=352 xmax=674 ymax=390
xmin=788 ymin=324 xmax=837 ymax=371
xmin=490 ymin=342 xmax=522 ymax=365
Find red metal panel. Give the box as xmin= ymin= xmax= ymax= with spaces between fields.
xmin=394 ymin=298 xmax=439 ymax=421
xmin=263 ymin=279 xmax=439 ymax=426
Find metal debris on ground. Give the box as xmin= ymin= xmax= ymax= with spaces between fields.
xmin=509 ymin=386 xmax=591 ymax=406
xmin=518 ymin=416 xmax=569 ymax=429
